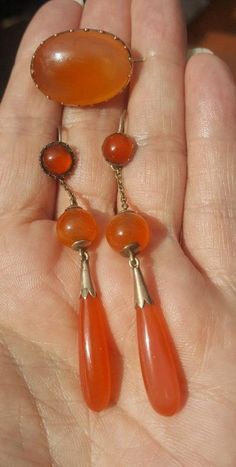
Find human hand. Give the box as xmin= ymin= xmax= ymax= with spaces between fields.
xmin=0 ymin=0 xmax=235 ymax=465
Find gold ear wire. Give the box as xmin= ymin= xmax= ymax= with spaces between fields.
xmin=118 ymin=109 xmax=127 ymax=134
xmin=57 ymin=126 xmax=62 ymax=142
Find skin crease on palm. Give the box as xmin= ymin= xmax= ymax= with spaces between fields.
xmin=0 ymin=0 xmax=236 ymax=465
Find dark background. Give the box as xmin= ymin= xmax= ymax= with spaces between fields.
xmin=0 ymin=0 xmax=46 ymax=96
xmin=0 ymin=0 xmax=235 ymax=98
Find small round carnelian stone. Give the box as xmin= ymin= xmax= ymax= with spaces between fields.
xmin=40 ymin=142 xmax=75 ymax=177
xmin=102 ymin=133 xmax=136 ymax=166
xmin=106 ymin=211 xmax=150 ymax=253
xmin=57 ymin=207 xmax=98 ymax=248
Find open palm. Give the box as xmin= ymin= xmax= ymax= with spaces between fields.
xmin=0 ymin=0 xmax=235 ymax=465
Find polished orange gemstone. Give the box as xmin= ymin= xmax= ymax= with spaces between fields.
xmin=102 ymin=133 xmax=136 ymax=166
xmin=31 ymin=30 xmax=132 ymax=106
xmin=40 ymin=142 xmax=75 ymax=177
xmin=57 ymin=207 xmax=98 ymax=248
xmin=106 ymin=211 xmax=150 ymax=253
xmin=78 ymin=295 xmax=111 ymax=411
xmin=136 ymin=303 xmax=183 ymax=416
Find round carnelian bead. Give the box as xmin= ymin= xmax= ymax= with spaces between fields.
xmin=102 ymin=133 xmax=136 ymax=166
xmin=57 ymin=207 xmax=98 ymax=248
xmin=106 ymin=211 xmax=150 ymax=253
xmin=40 ymin=142 xmax=75 ymax=177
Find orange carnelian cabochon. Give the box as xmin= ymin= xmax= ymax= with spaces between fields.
xmin=41 ymin=142 xmax=74 ymax=176
xmin=31 ymin=30 xmax=133 ymax=106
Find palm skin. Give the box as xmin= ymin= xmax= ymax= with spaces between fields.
xmin=0 ymin=0 xmax=236 ymax=465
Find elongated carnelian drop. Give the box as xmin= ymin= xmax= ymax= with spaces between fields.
xmin=136 ymin=303 xmax=183 ymax=416
xmin=78 ymin=295 xmax=111 ymax=411
xmin=31 ymin=30 xmax=132 ymax=106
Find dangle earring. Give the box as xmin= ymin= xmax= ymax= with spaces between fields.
xmin=102 ymin=113 xmax=184 ymax=416
xmin=32 ymin=27 xmax=137 ymax=413
xmin=40 ymin=132 xmax=111 ymax=412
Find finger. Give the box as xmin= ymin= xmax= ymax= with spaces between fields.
xmin=59 ymin=0 xmax=131 ymax=215
xmin=183 ymin=53 xmax=236 ymax=294
xmin=123 ymin=0 xmax=186 ymax=234
xmin=0 ymin=0 xmax=83 ymax=220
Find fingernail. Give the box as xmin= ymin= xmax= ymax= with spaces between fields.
xmin=73 ymin=0 xmax=84 ymax=6
xmin=187 ymin=48 xmax=214 ymax=59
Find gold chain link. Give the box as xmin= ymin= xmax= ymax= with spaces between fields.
xmin=59 ymin=179 xmax=78 ymax=208
xmin=113 ymin=166 xmax=129 ymax=211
